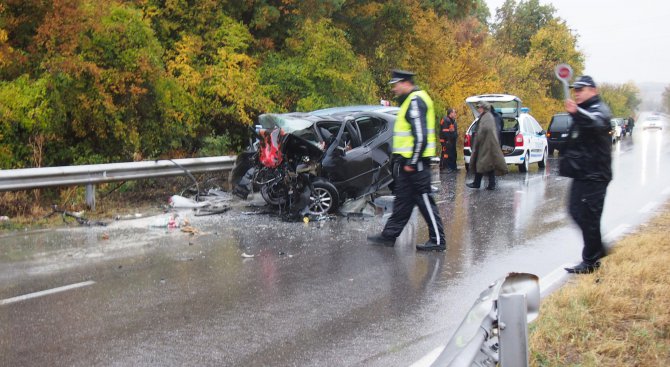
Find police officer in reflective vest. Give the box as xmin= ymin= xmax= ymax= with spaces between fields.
xmin=367 ymin=70 xmax=446 ymax=251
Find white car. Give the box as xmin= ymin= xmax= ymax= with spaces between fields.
xmin=463 ymin=94 xmax=548 ymax=173
xmin=642 ymin=115 xmax=663 ymax=130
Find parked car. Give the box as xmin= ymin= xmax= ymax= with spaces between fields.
xmin=641 ymin=115 xmax=663 ymax=130
xmin=546 ymin=113 xmax=573 ymax=155
xmin=230 ymin=107 xmax=397 ymax=215
xmin=463 ymin=94 xmax=548 ymax=172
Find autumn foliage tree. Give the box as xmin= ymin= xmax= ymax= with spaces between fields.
xmin=0 ymin=0 xmax=641 ymax=170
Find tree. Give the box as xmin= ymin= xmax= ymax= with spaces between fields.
xmin=31 ymin=1 xmax=197 ymax=163
xmin=492 ymin=0 xmax=556 ymax=56
xmin=0 ymin=75 xmax=55 ymax=168
xmin=525 ymin=19 xmax=584 ymax=100
xmin=261 ymin=19 xmax=375 ymax=111
xmin=167 ymin=14 xmax=273 ymax=127
xmin=599 ymin=82 xmax=641 ymax=118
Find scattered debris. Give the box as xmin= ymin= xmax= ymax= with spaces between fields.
xmin=150 ymin=213 xmax=183 ymax=228
xmin=44 ymin=205 xmax=107 ymax=226
xmin=180 ymin=225 xmax=201 ymax=235
xmin=169 ymin=195 xmax=210 ymax=208
xmin=115 ymin=213 xmax=143 ymax=220
xmin=193 ymin=205 xmax=230 ymax=217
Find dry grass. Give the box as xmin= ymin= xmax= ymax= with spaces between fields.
xmin=529 ymin=206 xmax=670 ymax=366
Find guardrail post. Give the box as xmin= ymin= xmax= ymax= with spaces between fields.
xmin=86 ymin=184 xmax=96 ymax=210
xmin=428 ymin=273 xmax=539 ymax=367
xmin=498 ymin=293 xmax=529 ymax=366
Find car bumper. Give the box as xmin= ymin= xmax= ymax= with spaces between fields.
xmin=464 ymin=148 xmax=528 ymax=165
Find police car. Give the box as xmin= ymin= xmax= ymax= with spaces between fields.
xmin=463 ymin=94 xmax=548 ymax=172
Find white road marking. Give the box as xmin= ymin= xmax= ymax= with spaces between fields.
xmin=0 ymin=280 xmax=95 ymax=306
xmin=409 ymin=346 xmax=443 ymax=367
xmin=603 ymin=224 xmax=630 ymax=243
xmin=638 ymin=201 xmax=658 ymax=214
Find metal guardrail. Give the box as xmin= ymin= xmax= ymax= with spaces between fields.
xmin=0 ymin=156 xmax=237 ymax=208
xmin=0 ymin=156 xmax=237 ymax=191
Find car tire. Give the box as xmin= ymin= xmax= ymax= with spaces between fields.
xmin=538 ymin=148 xmax=547 ymax=168
xmin=308 ymin=180 xmax=340 ymax=215
xmin=465 ymin=163 xmax=469 ymax=172
xmin=548 ymin=147 xmax=555 ymax=156
xmin=518 ymin=152 xmax=529 ymax=173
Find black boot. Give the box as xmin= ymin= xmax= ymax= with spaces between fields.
xmin=486 ymin=172 xmax=496 ymax=190
xmin=565 ymin=261 xmax=600 ymax=274
xmin=466 ymin=173 xmax=482 ymax=189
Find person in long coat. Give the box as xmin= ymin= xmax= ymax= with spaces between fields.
xmin=466 ymin=101 xmax=508 ymax=190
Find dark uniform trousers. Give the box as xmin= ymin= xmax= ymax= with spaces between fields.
xmin=382 ymin=158 xmax=445 ymax=245
xmin=568 ymin=180 xmax=609 ymax=264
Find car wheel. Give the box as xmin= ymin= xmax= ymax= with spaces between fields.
xmin=538 ymin=148 xmax=547 ymax=168
xmin=518 ymin=152 xmax=529 ymax=172
xmin=465 ymin=163 xmax=470 ymax=172
xmin=261 ymin=183 xmax=286 ymax=206
xmin=308 ymin=180 xmax=340 ymax=215
xmin=548 ymin=147 xmax=555 ymax=156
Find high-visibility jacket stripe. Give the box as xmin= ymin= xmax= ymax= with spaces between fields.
xmin=393 ymin=90 xmax=438 ymax=158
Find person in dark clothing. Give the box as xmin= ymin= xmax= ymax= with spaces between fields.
xmin=490 ymin=107 xmax=503 ymax=146
xmin=367 ymin=70 xmax=446 ymax=252
xmin=466 ymin=102 xmax=508 ymax=190
xmin=439 ymin=108 xmax=458 ymax=172
xmin=560 ymin=75 xmax=612 ymax=274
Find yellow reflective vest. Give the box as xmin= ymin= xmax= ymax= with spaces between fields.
xmin=393 ymin=90 xmax=438 ymax=158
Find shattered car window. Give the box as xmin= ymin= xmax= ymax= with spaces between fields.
xmin=258 ymin=113 xmax=319 ymax=145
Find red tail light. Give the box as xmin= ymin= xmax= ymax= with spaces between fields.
xmin=464 ymin=134 xmax=471 ymax=147
xmin=515 ymin=133 xmax=524 ymax=147
xmin=546 ymin=131 xmax=551 ymax=138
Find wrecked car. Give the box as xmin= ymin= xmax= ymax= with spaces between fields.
xmin=230 ymin=107 xmax=398 ymax=216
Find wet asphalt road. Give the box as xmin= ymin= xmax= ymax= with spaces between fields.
xmin=1 ymin=114 xmax=669 ymax=366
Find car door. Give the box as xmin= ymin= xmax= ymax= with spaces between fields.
xmin=529 ymin=116 xmax=546 ymax=162
xmin=354 ymin=113 xmax=394 ymax=193
xmin=320 ymin=118 xmax=373 ymax=197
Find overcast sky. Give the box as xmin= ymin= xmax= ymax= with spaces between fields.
xmin=484 ymin=0 xmax=670 ymax=86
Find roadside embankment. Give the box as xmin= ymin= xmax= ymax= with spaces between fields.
xmin=529 ymin=203 xmax=670 ymax=366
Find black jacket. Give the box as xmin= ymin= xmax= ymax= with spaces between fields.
xmin=560 ymin=95 xmax=612 ymax=181
xmin=440 ymin=116 xmax=457 ymax=141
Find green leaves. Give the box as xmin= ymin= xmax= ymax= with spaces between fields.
xmin=261 ymin=19 xmax=375 ymax=112
xmin=600 ymin=82 xmax=641 ymax=118
xmin=0 ymin=0 xmax=638 ymax=169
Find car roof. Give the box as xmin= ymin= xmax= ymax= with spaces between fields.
xmin=310 ymin=105 xmax=400 ymax=116
xmin=258 ymin=112 xmax=337 ymax=133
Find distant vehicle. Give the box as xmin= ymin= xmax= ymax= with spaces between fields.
xmin=463 ymin=94 xmax=548 ymax=173
xmin=546 ymin=113 xmax=573 ymax=155
xmin=642 ymin=115 xmax=663 ymax=130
